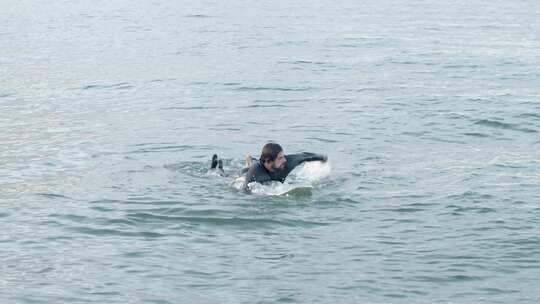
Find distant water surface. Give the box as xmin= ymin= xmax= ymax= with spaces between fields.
xmin=1 ymin=0 xmax=540 ymax=303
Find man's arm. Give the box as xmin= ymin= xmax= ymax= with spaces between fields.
xmin=243 ymin=163 xmax=271 ymax=192
xmin=285 ymin=152 xmax=327 ymax=170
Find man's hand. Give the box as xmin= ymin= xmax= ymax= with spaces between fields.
xmin=245 ymin=154 xmax=253 ymax=167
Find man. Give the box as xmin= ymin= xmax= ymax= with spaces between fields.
xmin=242 ymin=143 xmax=327 ymax=191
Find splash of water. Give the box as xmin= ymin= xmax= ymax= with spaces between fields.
xmin=290 ymin=160 xmax=332 ymax=183
xmin=232 ymin=161 xmax=331 ymax=195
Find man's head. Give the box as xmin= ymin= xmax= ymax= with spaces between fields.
xmin=260 ymin=143 xmax=286 ymax=172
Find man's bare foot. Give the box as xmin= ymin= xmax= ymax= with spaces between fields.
xmin=211 ymin=154 xmax=218 ymax=169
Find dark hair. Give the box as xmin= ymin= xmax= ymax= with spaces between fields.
xmin=260 ymin=143 xmax=283 ymax=163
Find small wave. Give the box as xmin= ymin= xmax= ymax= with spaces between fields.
xmin=516 ymin=113 xmax=540 ymax=119
xmin=127 ymin=213 xmax=326 ymax=227
xmin=380 ymin=207 xmax=425 ymax=213
xmin=129 ymin=145 xmax=194 ymax=154
xmin=67 ymin=226 xmax=165 ymax=238
xmin=253 ymin=98 xmax=310 ymax=104
xmin=0 ymin=92 xmax=14 ymax=98
xmin=462 ymin=132 xmax=490 ymax=138
xmin=35 ymin=193 xmax=71 ymax=199
xmin=133 ymin=142 xmax=175 ymax=147
xmin=390 ymin=60 xmax=419 ymax=65
xmin=245 ymin=121 xmax=273 ymax=126
xmin=424 ymin=136 xmax=466 ymax=144
xmin=81 ymin=82 xmax=133 ymax=90
xmin=474 ymin=119 xmax=513 ymax=128
xmin=234 ymin=86 xmax=313 ymax=92
xmin=254 ymin=253 xmax=293 ymax=260
xmin=184 ymin=14 xmax=212 ymax=18
xmin=478 ymin=287 xmax=519 ymax=295
xmin=454 ymin=206 xmax=497 ymax=214
xmin=306 ymin=137 xmax=340 ymax=143
xmin=335 ymin=44 xmax=360 ymax=48
xmin=244 ymin=104 xmax=289 ymax=108
xmin=90 ymin=205 xmax=116 ymax=212
xmin=208 ymin=127 xmax=241 ymax=131
xmin=34 ymin=267 xmax=54 ymax=274
xmin=278 ymin=60 xmax=327 ymax=66
xmin=474 ymin=119 xmax=538 ymax=133
xmin=49 ymin=213 xmax=137 ymax=227
xmin=447 ymin=191 xmax=495 ymax=200
xmin=412 ymin=274 xmax=484 ymax=283
xmin=293 ymin=60 xmax=326 ymax=65
xmin=127 ymin=212 xmax=189 ymax=223
xmin=354 ymin=87 xmax=388 ymax=92
xmin=162 ymin=106 xmax=220 ymax=110
xmin=444 ymin=64 xmax=482 ymax=69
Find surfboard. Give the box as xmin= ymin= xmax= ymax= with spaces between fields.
xmin=278 ymin=186 xmax=313 ymax=196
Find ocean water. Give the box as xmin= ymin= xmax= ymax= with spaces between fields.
xmin=2 ymin=0 xmax=540 ymax=303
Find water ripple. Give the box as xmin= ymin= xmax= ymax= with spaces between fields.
xmin=234 ymin=86 xmax=314 ymax=92
xmin=462 ymin=132 xmax=490 ymax=138
xmin=126 ymin=213 xmax=328 ymax=228
xmin=184 ymin=14 xmax=213 ymax=18
xmin=128 ymin=145 xmax=194 ymax=154
xmin=474 ymin=119 xmax=538 ymax=133
xmin=66 ymin=226 xmax=165 ymax=238
xmin=80 ymin=82 xmax=134 ymax=90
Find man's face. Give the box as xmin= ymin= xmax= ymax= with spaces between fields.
xmin=272 ymin=151 xmax=287 ymax=170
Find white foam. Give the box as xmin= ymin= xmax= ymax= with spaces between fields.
xmin=291 ymin=160 xmax=331 ymax=183
xmin=231 ymin=175 xmax=246 ymax=190
xmin=247 ymin=181 xmax=298 ymax=196
xmin=206 ymin=169 xmax=225 ymax=177
xmin=233 ymin=161 xmax=331 ymax=196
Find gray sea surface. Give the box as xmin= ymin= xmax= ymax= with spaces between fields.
xmin=2 ymin=0 xmax=540 ymax=303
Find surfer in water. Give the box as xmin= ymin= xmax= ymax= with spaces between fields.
xmin=211 ymin=143 xmax=327 ymax=192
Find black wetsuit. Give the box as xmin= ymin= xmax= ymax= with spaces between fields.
xmin=243 ymin=152 xmax=325 ymax=191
